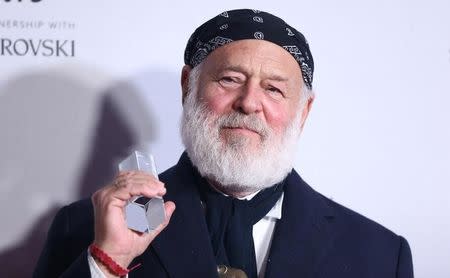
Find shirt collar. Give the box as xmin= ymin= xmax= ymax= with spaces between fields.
xmin=266 ymin=192 xmax=284 ymax=219
xmin=216 ymin=187 xmax=284 ymax=220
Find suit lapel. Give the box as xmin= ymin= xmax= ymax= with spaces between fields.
xmin=265 ymin=171 xmax=336 ymax=278
xmin=146 ymin=154 xmax=218 ymax=278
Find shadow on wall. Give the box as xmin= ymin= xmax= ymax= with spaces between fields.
xmin=0 ymin=66 xmax=176 ymax=277
xmin=76 ymin=78 xmax=160 ymax=199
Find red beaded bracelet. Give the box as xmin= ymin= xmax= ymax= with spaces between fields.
xmin=89 ymin=244 xmax=141 ymax=277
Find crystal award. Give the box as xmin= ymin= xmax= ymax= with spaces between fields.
xmin=118 ymin=151 xmax=165 ymax=233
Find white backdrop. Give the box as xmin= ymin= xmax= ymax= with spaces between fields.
xmin=0 ymin=0 xmax=449 ymax=277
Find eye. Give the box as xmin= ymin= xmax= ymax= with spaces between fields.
xmin=220 ymin=76 xmax=236 ymax=83
xmin=218 ymin=76 xmax=242 ymax=88
xmin=267 ymin=85 xmax=283 ymax=95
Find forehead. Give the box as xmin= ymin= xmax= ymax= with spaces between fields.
xmin=201 ymin=39 xmax=302 ymax=81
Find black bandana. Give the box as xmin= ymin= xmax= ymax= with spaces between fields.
xmin=184 ymin=9 xmax=314 ymax=89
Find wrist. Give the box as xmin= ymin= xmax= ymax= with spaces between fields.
xmin=92 ymin=241 xmax=134 ymax=267
xmin=93 ymin=257 xmax=122 ymax=278
xmin=89 ymin=244 xmax=141 ymax=277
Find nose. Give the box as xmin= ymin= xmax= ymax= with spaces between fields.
xmin=232 ymin=81 xmax=263 ymax=114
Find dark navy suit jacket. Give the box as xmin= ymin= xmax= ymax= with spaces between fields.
xmin=34 ymin=153 xmax=414 ymax=277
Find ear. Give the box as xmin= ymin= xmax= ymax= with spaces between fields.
xmin=299 ymin=97 xmax=314 ymax=131
xmin=181 ymin=65 xmax=192 ymax=105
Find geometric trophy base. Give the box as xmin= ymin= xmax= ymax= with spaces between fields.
xmin=125 ymin=196 xmax=165 ymax=233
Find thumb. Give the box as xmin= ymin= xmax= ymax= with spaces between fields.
xmin=143 ymin=201 xmax=176 ymax=240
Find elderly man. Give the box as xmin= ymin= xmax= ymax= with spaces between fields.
xmin=34 ymin=9 xmax=413 ymax=278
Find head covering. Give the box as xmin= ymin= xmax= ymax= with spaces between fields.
xmin=184 ymin=9 xmax=314 ymax=89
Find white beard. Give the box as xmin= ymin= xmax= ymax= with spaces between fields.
xmin=180 ymin=69 xmax=304 ymax=194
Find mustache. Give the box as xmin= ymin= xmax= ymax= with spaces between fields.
xmin=214 ymin=112 xmax=270 ymax=138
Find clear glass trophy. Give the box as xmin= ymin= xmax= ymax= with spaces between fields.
xmin=118 ymin=151 xmax=166 ymax=233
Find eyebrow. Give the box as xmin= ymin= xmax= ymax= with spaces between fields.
xmin=220 ymin=65 xmax=289 ymax=82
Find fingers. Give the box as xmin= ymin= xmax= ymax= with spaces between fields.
xmin=113 ymin=171 xmax=162 ymax=190
xmin=92 ymin=171 xmax=166 ymax=211
xmin=113 ymin=170 xmax=158 ymax=183
xmin=114 ymin=171 xmax=165 ymax=196
xmin=113 ymin=182 xmax=166 ymax=202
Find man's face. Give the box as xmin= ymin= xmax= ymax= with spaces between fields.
xmin=181 ymin=39 xmax=312 ymax=194
xmin=194 ymin=39 xmax=306 ymax=152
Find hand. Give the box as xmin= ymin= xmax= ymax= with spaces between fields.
xmin=91 ymin=171 xmax=176 ymax=270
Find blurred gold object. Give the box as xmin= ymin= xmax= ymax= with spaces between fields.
xmin=217 ymin=265 xmax=248 ymax=278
